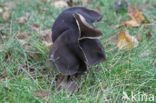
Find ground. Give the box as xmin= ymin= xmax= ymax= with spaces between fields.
xmin=0 ymin=0 xmax=156 ymax=102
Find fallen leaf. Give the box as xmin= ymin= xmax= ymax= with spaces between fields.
xmin=124 ymin=19 xmax=140 ymax=27
xmin=51 ymin=0 xmax=68 ymax=8
xmin=18 ymin=16 xmax=27 ymax=24
xmin=39 ymin=29 xmax=52 ymax=42
xmin=137 ymin=33 xmax=142 ymax=42
xmin=146 ymin=32 xmax=151 ymax=40
xmin=42 ymin=41 xmax=53 ymax=49
xmin=28 ymin=51 xmax=42 ymax=59
xmin=39 ymin=29 xmax=52 ymax=49
xmin=123 ymin=3 xmax=148 ymax=27
xmin=117 ymin=30 xmax=138 ymax=50
xmin=33 ymin=24 xmax=39 ymax=28
xmin=2 ymin=11 xmax=10 ymax=21
xmin=128 ymin=3 xmax=145 ymax=23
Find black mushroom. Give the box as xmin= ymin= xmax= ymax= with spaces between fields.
xmin=49 ymin=7 xmax=106 ymax=76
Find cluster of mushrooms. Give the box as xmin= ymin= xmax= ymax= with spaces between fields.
xmin=49 ymin=7 xmax=106 ymax=92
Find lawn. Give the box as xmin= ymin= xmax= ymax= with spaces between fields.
xmin=0 ymin=0 xmax=156 ymax=102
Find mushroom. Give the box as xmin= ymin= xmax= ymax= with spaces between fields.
xmin=49 ymin=7 xmax=106 ymax=92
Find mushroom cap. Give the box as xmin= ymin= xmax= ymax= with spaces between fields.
xmin=52 ymin=7 xmax=103 ymax=42
xmin=49 ymin=28 xmax=87 ymax=75
xmin=49 ymin=7 xmax=106 ymax=75
xmin=73 ymin=13 xmax=103 ymax=39
xmin=80 ymin=39 xmax=106 ymax=66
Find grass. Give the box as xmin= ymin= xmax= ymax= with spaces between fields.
xmin=0 ymin=0 xmax=156 ymax=102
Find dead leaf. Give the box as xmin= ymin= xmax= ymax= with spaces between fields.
xmin=2 ymin=11 xmax=10 ymax=21
xmin=137 ymin=33 xmax=142 ymax=42
xmin=51 ymin=0 xmax=68 ymax=8
xmin=117 ymin=30 xmax=138 ymax=50
xmin=123 ymin=3 xmax=148 ymax=27
xmin=39 ymin=29 xmax=52 ymax=42
xmin=28 ymin=51 xmax=42 ymax=59
xmin=124 ymin=19 xmax=140 ymax=27
xmin=146 ymin=32 xmax=151 ymax=40
xmin=128 ymin=3 xmax=145 ymax=23
xmin=18 ymin=16 xmax=27 ymax=24
xmin=42 ymin=41 xmax=53 ymax=49
xmin=33 ymin=24 xmax=39 ymax=28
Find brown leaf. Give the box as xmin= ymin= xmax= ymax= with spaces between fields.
xmin=39 ymin=29 xmax=52 ymax=42
xmin=33 ymin=24 xmax=39 ymax=28
xmin=18 ymin=16 xmax=27 ymax=24
xmin=51 ymin=0 xmax=68 ymax=8
xmin=128 ymin=3 xmax=145 ymax=23
xmin=117 ymin=30 xmax=138 ymax=50
xmin=2 ymin=11 xmax=10 ymax=21
xmin=42 ymin=41 xmax=53 ymax=49
xmin=137 ymin=33 xmax=142 ymax=42
xmin=123 ymin=3 xmax=148 ymax=27
xmin=28 ymin=51 xmax=42 ymax=59
xmin=124 ymin=19 xmax=140 ymax=27
xmin=146 ymin=32 xmax=151 ymax=40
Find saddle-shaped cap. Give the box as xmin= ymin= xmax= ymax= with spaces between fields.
xmin=49 ymin=7 xmax=106 ymax=75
